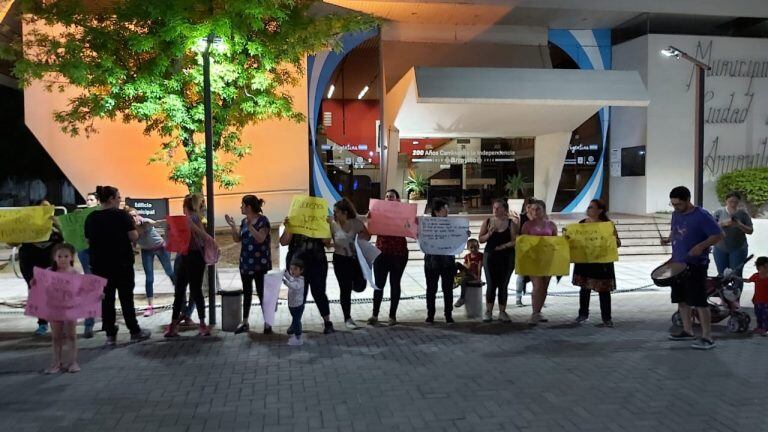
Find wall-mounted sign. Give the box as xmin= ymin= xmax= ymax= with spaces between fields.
xmin=125 ymin=198 xmax=170 ymax=220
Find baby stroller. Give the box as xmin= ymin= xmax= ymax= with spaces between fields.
xmin=669 ymin=255 xmax=753 ymax=332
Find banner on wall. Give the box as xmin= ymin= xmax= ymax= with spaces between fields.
xmin=417 ymin=217 xmax=469 ymax=256
xmin=564 ymin=222 xmax=619 ymax=263
xmin=286 ymin=195 xmax=332 ymax=239
xmin=25 ymin=267 xmax=105 ymax=321
xmin=0 ymin=206 xmax=55 ymax=243
xmin=515 ymin=235 xmax=570 ymax=276
xmin=367 ymin=199 xmax=418 ymax=238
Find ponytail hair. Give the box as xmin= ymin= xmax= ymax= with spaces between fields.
xmin=242 ymin=194 xmax=265 ymax=214
xmin=590 ymin=199 xmax=610 ymax=222
xmin=95 ymin=185 xmax=119 ymax=203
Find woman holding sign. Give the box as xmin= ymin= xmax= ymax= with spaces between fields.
xmin=478 ymin=199 xmax=517 ymax=323
xmin=571 ymin=199 xmax=620 ymax=328
xmin=520 ymin=200 xmax=558 ymax=325
xmin=330 ymin=198 xmax=371 ymax=329
xmin=423 ymin=198 xmax=457 ymax=324
xmin=225 ymin=195 xmax=273 ymax=335
xmin=368 ymin=190 xmax=410 ymax=326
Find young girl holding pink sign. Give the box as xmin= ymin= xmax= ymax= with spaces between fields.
xmin=33 ymin=243 xmax=81 ymax=374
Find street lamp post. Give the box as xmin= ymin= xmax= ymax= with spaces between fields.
xmin=661 ymin=46 xmax=711 ymax=207
xmin=202 ymin=34 xmax=216 ymax=324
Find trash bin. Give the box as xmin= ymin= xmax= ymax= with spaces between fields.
xmin=464 ymin=281 xmax=484 ymax=319
xmin=219 ymin=289 xmax=243 ymax=332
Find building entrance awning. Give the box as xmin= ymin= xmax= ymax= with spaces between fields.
xmin=391 ymin=67 xmax=649 ymax=137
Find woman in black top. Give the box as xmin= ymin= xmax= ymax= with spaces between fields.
xmin=478 ymin=199 xmax=517 ymax=323
xmin=280 ymin=221 xmax=335 ymax=334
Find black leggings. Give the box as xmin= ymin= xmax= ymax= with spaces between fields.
xmin=425 ymin=264 xmax=455 ymax=318
xmin=333 ymin=254 xmax=364 ymax=321
xmin=20 ymin=243 xmax=53 ymax=326
xmin=240 ymin=271 xmax=266 ymax=319
xmin=172 ymin=250 xmax=206 ymax=322
xmin=373 ymin=253 xmax=408 ymax=318
xmin=483 ymin=252 xmax=514 ymax=305
xmin=303 ymin=261 xmax=331 ymax=318
xmin=578 ymin=289 xmax=612 ymax=322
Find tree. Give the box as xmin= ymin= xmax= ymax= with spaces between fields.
xmin=3 ymin=0 xmax=375 ymax=192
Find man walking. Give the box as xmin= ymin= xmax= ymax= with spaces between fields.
xmin=662 ymin=186 xmax=724 ymax=349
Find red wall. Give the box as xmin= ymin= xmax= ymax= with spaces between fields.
xmin=321 ymin=99 xmax=380 ymax=165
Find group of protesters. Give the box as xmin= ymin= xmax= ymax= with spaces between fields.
xmin=14 ymin=183 xmax=767 ymax=372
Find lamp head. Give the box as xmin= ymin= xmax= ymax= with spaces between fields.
xmin=661 ymin=46 xmax=682 ymax=59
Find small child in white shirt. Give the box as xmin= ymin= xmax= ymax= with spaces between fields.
xmin=283 ymin=259 xmax=305 ymax=346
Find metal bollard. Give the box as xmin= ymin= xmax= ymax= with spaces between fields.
xmin=218 ymin=289 xmax=243 ymax=332
xmin=463 ymin=281 xmax=484 ymax=319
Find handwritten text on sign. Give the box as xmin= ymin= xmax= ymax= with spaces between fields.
xmin=515 ymin=235 xmax=570 ymax=276
xmin=25 ymin=267 xmax=105 ymax=321
xmin=58 ymin=206 xmax=98 ymax=252
xmin=286 ymin=196 xmax=331 ymax=239
xmin=0 ymin=206 xmax=54 ymax=243
xmin=367 ymin=199 xmax=418 ymax=238
xmin=417 ymin=217 xmax=469 ymax=256
xmin=564 ymin=222 xmax=619 ymax=263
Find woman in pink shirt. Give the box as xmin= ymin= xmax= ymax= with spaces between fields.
xmin=520 ymin=200 xmax=558 ymax=325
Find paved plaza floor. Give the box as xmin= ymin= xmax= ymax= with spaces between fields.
xmin=0 ymin=260 xmax=766 ymax=432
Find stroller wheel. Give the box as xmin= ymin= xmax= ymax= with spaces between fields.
xmin=671 ymin=311 xmax=683 ymax=327
xmin=727 ymin=316 xmax=741 ymax=333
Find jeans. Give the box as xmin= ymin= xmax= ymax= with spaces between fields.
xmin=578 ymin=289 xmax=612 ymax=322
xmin=425 ymin=264 xmax=455 ymax=319
xmin=172 ymin=250 xmax=206 ymax=322
xmin=93 ymin=265 xmax=141 ymax=337
xmin=372 ymin=253 xmax=408 ymax=318
xmin=303 ymin=260 xmax=331 ymax=318
xmin=713 ymin=245 xmax=749 ymax=277
xmin=77 ymin=250 xmax=96 ymax=328
xmin=516 ymin=276 xmax=528 ymax=300
xmin=240 ymin=271 xmax=266 ymax=320
xmin=289 ymin=305 xmax=305 ymax=337
xmin=140 ymin=247 xmax=175 ymax=298
xmin=754 ymin=303 xmax=768 ymax=330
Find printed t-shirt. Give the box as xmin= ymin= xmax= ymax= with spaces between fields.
xmin=670 ymin=207 xmax=722 ymax=265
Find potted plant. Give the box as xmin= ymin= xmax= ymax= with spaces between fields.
xmin=504 ymin=173 xmax=526 ymax=213
xmin=404 ymin=169 xmax=429 ymax=215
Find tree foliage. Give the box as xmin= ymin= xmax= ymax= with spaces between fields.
xmin=716 ymin=167 xmax=768 ymax=216
xmin=4 ymin=0 xmax=375 ymax=192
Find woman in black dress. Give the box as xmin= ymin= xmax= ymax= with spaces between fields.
xmin=571 ymin=199 xmax=621 ymax=327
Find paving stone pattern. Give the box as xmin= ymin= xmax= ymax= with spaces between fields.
xmin=0 ymin=289 xmax=767 ymax=432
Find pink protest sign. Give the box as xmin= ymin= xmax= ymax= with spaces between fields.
xmin=25 ymin=267 xmax=105 ymax=321
xmin=367 ymin=199 xmax=418 ymax=238
xmin=165 ymin=215 xmax=191 ymax=254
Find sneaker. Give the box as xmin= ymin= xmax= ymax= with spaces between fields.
xmin=263 ymin=325 xmax=273 ymax=335
xmin=66 ymin=363 xmax=81 ymax=373
xmin=538 ymin=314 xmax=549 ymax=323
xmin=143 ymin=306 xmax=154 ymax=317
xmin=454 ymin=298 xmax=465 ymax=308
xmin=104 ymin=336 xmax=117 ymax=347
xmin=516 ymin=299 xmax=525 ymax=307
xmin=323 ymin=321 xmax=335 ymax=334
xmin=668 ymin=331 xmax=695 ymax=341
xmin=287 ymin=335 xmax=303 ymax=346
xmin=34 ymin=323 xmax=48 ymax=336
xmin=83 ymin=324 xmax=94 ymax=339
xmin=234 ymin=323 xmax=249 ymax=334
xmin=344 ymin=319 xmax=358 ymax=329
xmin=388 ymin=317 xmax=398 ymax=326
xmin=482 ymin=311 xmax=493 ymax=323
xmin=198 ymin=323 xmax=211 ymax=336
xmin=130 ymin=329 xmax=151 ymax=342
xmin=527 ymin=313 xmax=540 ymax=326
xmin=367 ymin=316 xmax=378 ymax=325
xmin=691 ymin=338 xmax=716 ymax=350
xmin=445 ymin=314 xmax=455 ymax=324
xmin=498 ymin=311 xmax=511 ymax=323
xmin=575 ymin=315 xmax=589 ymax=324
xmin=596 ymin=320 xmax=614 ymax=328
xmin=425 ymin=316 xmax=434 ymax=324
xmin=752 ymin=327 xmax=767 ymax=335
xmin=44 ymin=365 xmax=62 ymax=374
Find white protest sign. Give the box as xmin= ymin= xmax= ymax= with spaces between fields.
xmin=417 ymin=216 xmax=469 ymax=256
xmin=355 ymin=235 xmax=381 ymax=290
xmin=261 ymin=272 xmax=282 ymax=327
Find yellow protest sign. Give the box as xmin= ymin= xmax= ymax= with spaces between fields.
xmin=564 ymin=221 xmax=619 ymax=263
xmin=515 ymin=235 xmax=570 ymax=276
xmin=285 ymin=196 xmax=331 ymax=239
xmin=0 ymin=205 xmax=55 ymax=243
